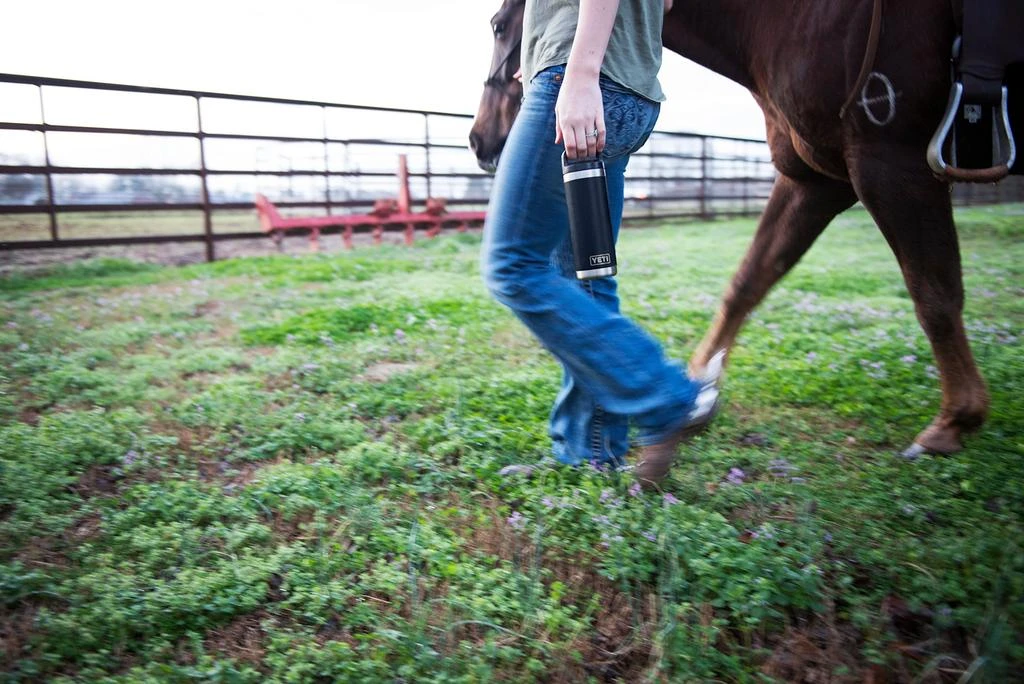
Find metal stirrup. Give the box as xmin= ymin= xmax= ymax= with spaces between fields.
xmin=927 ymin=38 xmax=1017 ymax=183
xmin=927 ymin=83 xmax=1016 ymax=182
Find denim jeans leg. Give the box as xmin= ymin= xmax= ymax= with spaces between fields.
xmin=481 ymin=67 xmax=700 ymax=450
xmin=548 ymin=234 xmax=629 ymax=466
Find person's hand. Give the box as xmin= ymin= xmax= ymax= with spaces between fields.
xmin=555 ymin=71 xmax=605 ymax=159
xmin=512 ymin=68 xmax=522 ymax=82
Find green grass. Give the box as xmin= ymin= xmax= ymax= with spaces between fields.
xmin=1 ymin=205 xmax=1022 ymax=683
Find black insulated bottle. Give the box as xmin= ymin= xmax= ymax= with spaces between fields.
xmin=562 ymin=153 xmax=616 ymax=279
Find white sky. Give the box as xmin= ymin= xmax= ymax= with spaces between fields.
xmin=0 ymin=0 xmax=767 ymax=141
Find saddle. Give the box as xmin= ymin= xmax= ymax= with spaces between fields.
xmin=927 ymin=0 xmax=1024 ymax=181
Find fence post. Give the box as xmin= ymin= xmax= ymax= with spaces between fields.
xmin=38 ymin=85 xmax=59 ymax=243
xmin=700 ymin=136 xmax=712 ymax=220
xmin=647 ymin=136 xmax=656 ymax=220
xmin=322 ymin=105 xmax=333 ymax=215
xmin=195 ymin=96 xmax=214 ymax=262
xmin=424 ymin=114 xmax=432 ymax=202
xmin=745 ymin=153 xmax=752 ymax=215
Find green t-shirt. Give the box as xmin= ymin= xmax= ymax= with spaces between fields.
xmin=521 ymin=0 xmax=665 ymax=102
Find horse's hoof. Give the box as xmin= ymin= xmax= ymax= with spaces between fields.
xmin=900 ymin=443 xmax=928 ymax=460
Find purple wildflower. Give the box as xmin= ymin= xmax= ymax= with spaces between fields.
xmin=394 ymin=329 xmax=406 ymax=343
xmin=726 ymin=467 xmax=746 ymax=485
xmin=541 ymin=496 xmax=555 ymax=509
xmin=628 ymin=482 xmax=642 ymax=497
xmin=900 ymin=354 xmax=917 ymax=364
xmin=507 ymin=511 xmax=526 ymax=530
xmin=642 ymin=531 xmax=657 ymax=542
xmin=122 ymin=450 xmax=140 ymax=466
xmin=663 ymin=492 xmax=680 ymax=506
xmin=600 ymin=488 xmax=614 ymax=503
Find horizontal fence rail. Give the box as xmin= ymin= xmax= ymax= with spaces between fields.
xmin=1 ymin=73 xmax=1021 ymax=261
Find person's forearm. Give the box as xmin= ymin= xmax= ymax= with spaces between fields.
xmin=565 ymin=0 xmax=620 ymax=79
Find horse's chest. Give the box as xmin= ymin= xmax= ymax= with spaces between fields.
xmin=761 ymin=95 xmax=850 ymax=181
xmin=789 ymin=131 xmax=848 ymax=181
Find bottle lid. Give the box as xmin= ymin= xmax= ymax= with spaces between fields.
xmin=561 ymin=152 xmax=604 ymax=175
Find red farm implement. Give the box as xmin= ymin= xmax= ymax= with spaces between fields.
xmin=255 ymin=155 xmax=486 ymax=251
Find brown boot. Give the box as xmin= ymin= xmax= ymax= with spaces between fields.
xmin=634 ymin=350 xmax=724 ymax=489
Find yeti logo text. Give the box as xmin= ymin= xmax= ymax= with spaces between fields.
xmin=590 ymin=253 xmax=611 ymax=266
xmin=964 ymin=105 xmax=983 ymax=124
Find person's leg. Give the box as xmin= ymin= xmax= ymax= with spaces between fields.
xmin=482 ymin=67 xmax=700 ymax=449
xmin=548 ymin=234 xmax=629 ymax=467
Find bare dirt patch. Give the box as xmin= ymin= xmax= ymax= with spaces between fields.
xmin=68 ymin=463 xmax=120 ymax=499
xmin=356 ymin=361 xmax=419 ymax=383
xmin=196 ymin=456 xmax=285 ymax=489
xmin=17 ymin=406 xmax=42 ymax=426
xmin=203 ymin=611 xmax=268 ymax=666
xmin=13 ymin=535 xmax=70 ymax=571
xmin=1 ymin=604 xmax=39 ymax=672
xmin=64 ymin=512 xmax=103 ymax=544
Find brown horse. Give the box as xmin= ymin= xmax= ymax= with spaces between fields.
xmin=470 ymin=0 xmax=990 ymax=458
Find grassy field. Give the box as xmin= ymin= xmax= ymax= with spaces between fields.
xmin=0 ymin=211 xmax=259 ymax=243
xmin=1 ymin=205 xmax=1021 ymax=683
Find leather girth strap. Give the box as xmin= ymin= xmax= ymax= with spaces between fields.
xmin=839 ymin=0 xmax=884 ymax=120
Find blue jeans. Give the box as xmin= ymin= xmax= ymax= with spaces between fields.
xmin=481 ymin=65 xmax=700 ymax=467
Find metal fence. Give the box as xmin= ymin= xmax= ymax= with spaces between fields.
xmin=0 ymin=73 xmax=1020 ymax=261
xmin=0 ymin=74 xmax=777 ymax=260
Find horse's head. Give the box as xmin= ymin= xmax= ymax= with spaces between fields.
xmin=469 ymin=0 xmax=525 ymax=172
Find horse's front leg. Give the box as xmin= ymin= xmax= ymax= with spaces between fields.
xmin=849 ymin=148 xmax=989 ymax=456
xmin=691 ymin=172 xmax=857 ymax=373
